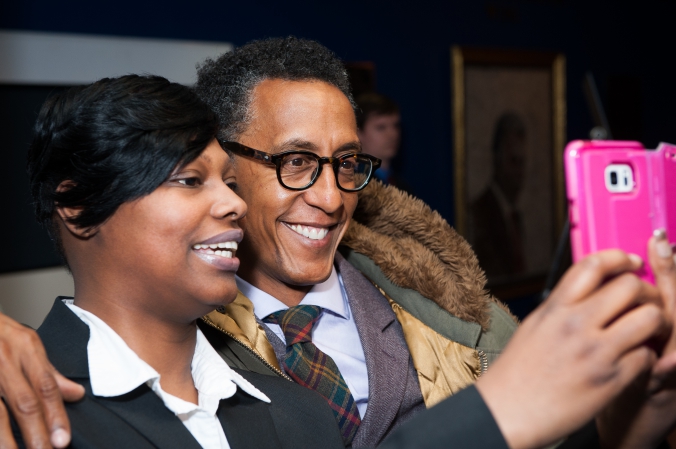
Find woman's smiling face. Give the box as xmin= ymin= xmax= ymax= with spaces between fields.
xmin=78 ymin=140 xmax=247 ymax=321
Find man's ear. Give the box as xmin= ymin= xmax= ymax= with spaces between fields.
xmin=55 ymin=181 xmax=94 ymax=238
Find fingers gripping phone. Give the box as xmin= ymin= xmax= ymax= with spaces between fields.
xmin=564 ymin=140 xmax=676 ymax=283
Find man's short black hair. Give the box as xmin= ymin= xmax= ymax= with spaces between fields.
xmin=355 ymin=92 xmax=399 ymax=130
xmin=195 ymin=36 xmax=355 ymax=141
xmin=28 ymin=74 xmax=218 ymax=259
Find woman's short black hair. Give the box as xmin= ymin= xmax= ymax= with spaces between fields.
xmin=28 ymin=74 xmax=219 ymax=259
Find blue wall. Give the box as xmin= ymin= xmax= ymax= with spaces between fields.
xmin=3 ymin=0 xmax=675 ymax=223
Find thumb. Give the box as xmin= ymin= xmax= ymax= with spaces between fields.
xmin=649 ymin=350 xmax=676 ymax=392
xmin=54 ymin=371 xmax=85 ymax=402
xmin=649 ymin=230 xmax=676 ymax=316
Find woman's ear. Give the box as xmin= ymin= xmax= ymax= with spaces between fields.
xmin=55 ymin=181 xmax=95 ymax=238
xmin=55 ymin=205 xmax=91 ymax=238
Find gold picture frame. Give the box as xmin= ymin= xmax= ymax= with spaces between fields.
xmin=452 ymin=46 xmax=566 ymax=299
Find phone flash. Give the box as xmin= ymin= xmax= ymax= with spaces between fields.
xmin=605 ymin=164 xmax=634 ymax=193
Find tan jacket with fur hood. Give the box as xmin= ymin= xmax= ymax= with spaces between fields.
xmin=200 ymin=181 xmax=518 ymax=408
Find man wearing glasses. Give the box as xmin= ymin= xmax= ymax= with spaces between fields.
xmin=4 ymin=36 xmax=676 ymax=449
xmin=193 ymin=37 xmax=676 ymax=449
xmin=187 ymin=38 xmax=676 ymax=447
xmin=191 ymin=37 xmax=519 ymax=448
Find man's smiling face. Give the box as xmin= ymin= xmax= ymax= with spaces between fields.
xmin=233 ymin=78 xmax=359 ymax=305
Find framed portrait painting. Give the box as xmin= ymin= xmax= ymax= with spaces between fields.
xmin=452 ymin=47 xmax=566 ymax=299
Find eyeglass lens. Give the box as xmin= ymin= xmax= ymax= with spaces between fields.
xmin=278 ymin=153 xmax=373 ymax=190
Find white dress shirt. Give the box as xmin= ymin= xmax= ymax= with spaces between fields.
xmin=63 ymin=300 xmax=270 ymax=449
xmin=236 ymin=267 xmax=369 ymax=418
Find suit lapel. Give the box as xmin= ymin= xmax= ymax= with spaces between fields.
xmin=96 ymin=388 xmax=202 ymax=449
xmin=38 ymin=299 xmax=202 ymax=449
xmin=256 ymin=316 xmax=286 ymax=368
xmin=38 ymin=298 xmax=91 ymax=378
xmin=335 ymin=254 xmax=411 ymax=448
xmin=217 ymin=389 xmax=283 ymax=449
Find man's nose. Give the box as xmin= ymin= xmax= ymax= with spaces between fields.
xmin=303 ymin=165 xmax=343 ymax=213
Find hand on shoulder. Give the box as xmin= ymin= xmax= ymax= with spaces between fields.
xmin=0 ymin=311 xmax=84 ymax=449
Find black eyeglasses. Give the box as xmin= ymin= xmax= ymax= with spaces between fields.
xmin=220 ymin=141 xmax=382 ymax=192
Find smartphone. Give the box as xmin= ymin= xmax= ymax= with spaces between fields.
xmin=564 ymin=140 xmax=676 ymax=283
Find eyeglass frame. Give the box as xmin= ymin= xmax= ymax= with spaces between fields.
xmin=219 ymin=140 xmax=382 ymax=192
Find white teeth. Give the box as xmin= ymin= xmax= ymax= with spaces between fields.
xmin=207 ymin=249 xmax=215 ymax=254
xmin=193 ymin=241 xmax=238 ymax=251
xmin=288 ymin=224 xmax=329 ymax=240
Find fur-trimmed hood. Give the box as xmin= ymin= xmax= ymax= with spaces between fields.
xmin=342 ymin=181 xmax=505 ymax=330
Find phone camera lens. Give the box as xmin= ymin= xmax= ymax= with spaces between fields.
xmin=610 ymin=172 xmax=618 ymax=185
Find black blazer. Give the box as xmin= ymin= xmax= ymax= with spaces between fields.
xmin=11 ymin=299 xmax=344 ymax=449
xmin=378 ymin=385 xmax=660 ymax=449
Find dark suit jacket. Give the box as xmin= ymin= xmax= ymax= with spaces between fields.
xmin=378 ymin=386 xmax=611 ymax=449
xmin=261 ymin=254 xmax=426 ymax=448
xmin=11 ymin=299 xmax=344 ymax=449
xmin=379 ymin=386 xmax=670 ymax=449
xmin=377 ymin=385 xmax=508 ymax=449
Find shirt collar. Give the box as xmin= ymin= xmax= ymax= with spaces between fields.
xmin=62 ymin=300 xmax=270 ymax=412
xmin=236 ymin=266 xmax=350 ymax=321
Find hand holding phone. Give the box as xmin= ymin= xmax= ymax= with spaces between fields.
xmin=564 ymin=140 xmax=676 ymax=283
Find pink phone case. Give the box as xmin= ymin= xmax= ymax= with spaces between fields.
xmin=564 ymin=140 xmax=676 ymax=283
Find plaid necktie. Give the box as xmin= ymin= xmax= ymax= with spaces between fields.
xmin=265 ymin=305 xmax=361 ymax=444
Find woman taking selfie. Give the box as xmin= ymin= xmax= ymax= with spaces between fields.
xmin=11 ymin=75 xmax=343 ymax=449
xmin=9 ymin=73 xmax=676 ymax=449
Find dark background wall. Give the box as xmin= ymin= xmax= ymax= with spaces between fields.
xmin=2 ymin=0 xmax=675 ymax=272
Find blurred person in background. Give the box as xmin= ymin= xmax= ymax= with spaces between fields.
xmin=356 ymin=92 xmax=412 ymax=194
